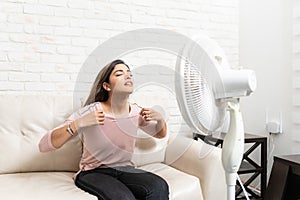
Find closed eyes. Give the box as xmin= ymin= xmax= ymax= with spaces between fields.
xmin=114 ymin=71 xmax=133 ymax=77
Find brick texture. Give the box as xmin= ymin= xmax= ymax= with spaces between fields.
xmin=0 ymin=0 xmax=239 ymax=135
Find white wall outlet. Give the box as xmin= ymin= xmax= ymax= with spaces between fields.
xmin=266 ymin=121 xmax=281 ymax=134
xmin=265 ymin=109 xmax=282 ymax=134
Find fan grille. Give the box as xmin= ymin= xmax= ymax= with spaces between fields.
xmin=183 ymin=59 xmax=225 ymax=134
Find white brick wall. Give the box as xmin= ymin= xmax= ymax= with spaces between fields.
xmin=0 ymin=0 xmax=239 ymax=135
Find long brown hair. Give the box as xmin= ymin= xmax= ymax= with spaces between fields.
xmin=84 ymin=59 xmax=129 ymax=106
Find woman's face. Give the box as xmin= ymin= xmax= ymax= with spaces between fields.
xmin=107 ymin=63 xmax=133 ymax=95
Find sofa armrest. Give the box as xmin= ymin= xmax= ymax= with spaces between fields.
xmin=165 ymin=136 xmax=226 ymax=200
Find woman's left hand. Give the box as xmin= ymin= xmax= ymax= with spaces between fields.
xmin=139 ymin=108 xmax=163 ymax=122
xmin=139 ymin=107 xmax=167 ymax=138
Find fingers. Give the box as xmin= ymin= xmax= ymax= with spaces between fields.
xmin=95 ymin=110 xmax=105 ymax=125
xmin=140 ymin=108 xmax=153 ymax=121
xmin=140 ymin=107 xmax=164 ymax=122
xmin=140 ymin=108 xmax=151 ymax=115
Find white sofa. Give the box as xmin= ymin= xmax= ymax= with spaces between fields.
xmin=0 ymin=95 xmax=226 ymax=200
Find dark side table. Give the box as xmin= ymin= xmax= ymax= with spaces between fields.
xmin=194 ymin=132 xmax=267 ymax=199
xmin=265 ymin=154 xmax=300 ymax=200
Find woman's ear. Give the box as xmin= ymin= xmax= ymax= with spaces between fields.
xmin=103 ymin=82 xmax=111 ymax=91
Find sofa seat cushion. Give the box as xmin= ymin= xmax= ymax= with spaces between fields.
xmin=0 ymin=172 xmax=96 ymax=200
xmin=0 ymin=164 xmax=203 ymax=200
xmin=138 ymin=163 xmax=203 ymax=200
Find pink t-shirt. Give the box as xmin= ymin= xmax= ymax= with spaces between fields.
xmin=39 ymin=102 xmax=154 ymax=177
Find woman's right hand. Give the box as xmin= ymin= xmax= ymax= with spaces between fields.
xmin=74 ymin=109 xmax=105 ymax=130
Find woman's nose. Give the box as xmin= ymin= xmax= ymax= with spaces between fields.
xmin=125 ymin=72 xmax=132 ymax=79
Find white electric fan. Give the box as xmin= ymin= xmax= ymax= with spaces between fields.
xmin=175 ymin=35 xmax=256 ymax=200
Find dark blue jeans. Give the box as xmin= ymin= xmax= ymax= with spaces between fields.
xmin=75 ymin=166 xmax=169 ymax=200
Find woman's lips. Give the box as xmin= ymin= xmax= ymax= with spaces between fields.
xmin=124 ymin=81 xmax=133 ymax=86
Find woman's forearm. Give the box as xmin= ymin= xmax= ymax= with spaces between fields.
xmin=51 ymin=121 xmax=77 ymax=149
xmin=154 ymin=120 xmax=167 ymax=139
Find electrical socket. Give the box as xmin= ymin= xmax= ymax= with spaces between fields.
xmin=265 ymin=109 xmax=282 ymax=134
xmin=266 ymin=121 xmax=281 ymax=134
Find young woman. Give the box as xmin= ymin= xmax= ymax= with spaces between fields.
xmin=39 ymin=59 xmax=169 ymax=200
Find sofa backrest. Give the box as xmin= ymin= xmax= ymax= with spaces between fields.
xmin=0 ymin=95 xmax=168 ymax=174
xmin=0 ymin=95 xmax=82 ymax=174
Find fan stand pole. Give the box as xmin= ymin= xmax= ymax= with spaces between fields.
xmin=226 ymin=173 xmax=237 ymax=200
xmin=221 ymin=101 xmax=245 ymax=200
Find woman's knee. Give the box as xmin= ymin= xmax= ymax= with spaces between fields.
xmin=145 ymin=174 xmax=169 ymax=199
xmin=155 ymin=176 xmax=169 ymax=195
